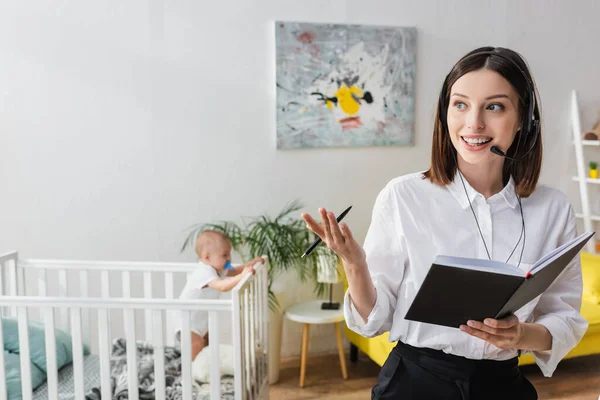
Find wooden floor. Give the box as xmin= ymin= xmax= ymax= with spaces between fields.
xmin=270 ymin=351 xmax=600 ymax=399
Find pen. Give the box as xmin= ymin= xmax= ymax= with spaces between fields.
xmin=301 ymin=205 xmax=353 ymax=258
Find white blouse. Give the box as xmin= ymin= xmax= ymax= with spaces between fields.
xmin=344 ymin=170 xmax=588 ymax=377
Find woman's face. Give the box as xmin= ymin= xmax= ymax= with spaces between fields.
xmin=446 ymin=68 xmax=521 ymax=166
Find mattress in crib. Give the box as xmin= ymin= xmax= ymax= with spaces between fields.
xmin=29 ymin=347 xmax=253 ymax=399
xmin=32 ymin=355 xmax=101 ymax=400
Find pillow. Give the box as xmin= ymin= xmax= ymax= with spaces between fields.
xmin=1 ymin=317 xmax=89 ymax=373
xmin=192 ymin=344 xmax=234 ymax=383
xmin=581 ymin=252 xmax=600 ymax=304
xmin=3 ymin=350 xmax=47 ymax=400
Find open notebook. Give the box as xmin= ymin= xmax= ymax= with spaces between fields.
xmin=404 ymin=231 xmax=595 ymax=328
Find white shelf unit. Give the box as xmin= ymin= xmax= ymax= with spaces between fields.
xmin=572 ymin=89 xmax=597 ymax=254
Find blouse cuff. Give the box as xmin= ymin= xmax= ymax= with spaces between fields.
xmin=343 ymin=287 xmax=389 ymax=338
xmin=530 ymin=315 xmax=578 ymax=377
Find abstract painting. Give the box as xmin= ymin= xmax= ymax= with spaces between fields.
xmin=275 ymin=21 xmax=417 ymax=149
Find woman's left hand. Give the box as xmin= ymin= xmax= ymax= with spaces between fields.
xmin=460 ymin=314 xmax=524 ymax=350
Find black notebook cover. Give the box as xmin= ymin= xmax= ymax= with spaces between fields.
xmin=404 ymin=232 xmax=594 ymax=328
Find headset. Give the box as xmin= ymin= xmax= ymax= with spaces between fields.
xmin=438 ymin=49 xmax=540 ymax=161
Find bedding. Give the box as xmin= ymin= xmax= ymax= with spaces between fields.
xmin=83 ymin=338 xmax=235 ymax=400
xmin=32 ymin=355 xmax=101 ymax=400
xmin=2 ymin=317 xmax=90 ymax=400
xmin=4 ymin=350 xmax=47 ymax=400
xmin=2 ymin=316 xmax=89 ymax=372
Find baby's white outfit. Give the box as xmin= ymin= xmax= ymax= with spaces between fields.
xmin=173 ymin=261 xmax=228 ymax=341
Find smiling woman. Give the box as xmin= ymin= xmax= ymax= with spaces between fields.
xmin=302 ymin=46 xmax=588 ymax=400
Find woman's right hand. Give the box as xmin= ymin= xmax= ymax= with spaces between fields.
xmin=301 ymin=208 xmax=366 ymax=267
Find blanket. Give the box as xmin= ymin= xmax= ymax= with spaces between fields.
xmin=84 ymin=338 xmax=235 ymax=400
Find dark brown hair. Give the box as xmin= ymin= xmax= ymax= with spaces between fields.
xmin=423 ymin=46 xmax=542 ymax=197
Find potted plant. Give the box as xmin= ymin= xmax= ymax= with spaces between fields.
xmin=590 ymin=162 xmax=598 ymax=179
xmin=181 ymin=200 xmax=327 ymax=384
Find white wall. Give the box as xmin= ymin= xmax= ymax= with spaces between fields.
xmin=1 ymin=0 xmax=599 ymax=358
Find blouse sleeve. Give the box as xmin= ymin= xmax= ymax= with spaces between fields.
xmin=528 ymin=204 xmax=589 ymax=377
xmin=343 ymin=182 xmax=408 ymax=338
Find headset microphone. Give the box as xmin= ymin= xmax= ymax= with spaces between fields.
xmin=490 ymin=145 xmax=507 ymax=157
xmin=489 ymin=119 xmax=540 ymax=161
xmin=490 ymin=145 xmax=520 ymax=160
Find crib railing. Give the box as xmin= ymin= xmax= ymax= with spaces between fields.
xmin=6 ymin=255 xmax=213 ymax=346
xmin=0 ymin=252 xmax=269 ymax=400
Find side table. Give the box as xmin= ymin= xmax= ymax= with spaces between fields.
xmin=284 ymin=300 xmax=348 ymax=387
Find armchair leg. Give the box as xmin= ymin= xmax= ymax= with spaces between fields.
xmin=350 ymin=343 xmax=358 ymax=363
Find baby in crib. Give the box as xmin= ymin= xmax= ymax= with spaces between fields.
xmin=174 ymin=230 xmax=264 ymax=360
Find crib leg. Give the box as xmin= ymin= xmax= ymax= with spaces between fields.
xmin=335 ymin=322 xmax=348 ymax=380
xmin=299 ymin=323 xmax=310 ymax=388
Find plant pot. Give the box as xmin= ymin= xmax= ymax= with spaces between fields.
xmin=267 ymin=285 xmax=286 ymax=385
xmin=590 ymin=169 xmax=598 ymax=179
xmin=268 ymin=308 xmax=283 ymax=384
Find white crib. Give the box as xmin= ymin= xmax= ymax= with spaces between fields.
xmin=0 ymin=251 xmax=269 ymax=400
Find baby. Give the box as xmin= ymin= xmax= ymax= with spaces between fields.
xmin=174 ymin=230 xmax=264 ymax=360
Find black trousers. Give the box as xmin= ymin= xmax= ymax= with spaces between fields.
xmin=372 ymin=341 xmax=538 ymax=400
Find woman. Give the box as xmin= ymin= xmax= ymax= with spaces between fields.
xmin=301 ymin=46 xmax=587 ymax=399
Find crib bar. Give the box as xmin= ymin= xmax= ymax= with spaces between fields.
xmin=244 ymin=289 xmax=251 ymax=399
xmin=253 ymin=278 xmax=261 ymax=389
xmin=58 ymin=269 xmax=68 ymax=331
xmin=123 ymin=268 xmax=138 ymax=400
xmin=101 ymin=270 xmax=110 ymax=297
xmin=209 ymin=311 xmax=221 ymax=400
xmin=122 ymin=270 xmax=131 ymax=297
xmin=125 ymin=308 xmax=139 ymax=400
xmin=153 ymin=310 xmax=166 ymax=400
xmin=0 ymin=258 xmax=6 ymax=317
xmin=261 ymin=265 xmax=269 ymax=391
xmin=18 ymin=307 xmax=33 ymax=400
xmin=180 ymin=311 xmax=192 ymax=400
xmin=8 ymin=258 xmax=17 ymax=315
xmin=97 ymin=308 xmax=112 ymax=400
xmin=44 ymin=308 xmax=59 ymax=400
xmin=17 ymin=266 xmax=26 ymax=296
xmin=143 ymin=271 xmax=153 ymax=343
xmin=232 ymin=286 xmax=243 ymax=400
xmin=165 ymin=272 xmax=174 ymax=299
xmin=0 ymin=296 xmax=233 ymax=310
xmin=257 ymin=271 xmax=264 ymax=386
xmin=0 ymin=317 xmax=7 ymax=400
xmin=0 ymin=261 xmax=3 ymax=315
xmin=241 ymin=293 xmax=248 ymax=400
xmin=21 ymin=259 xmax=200 ymax=271
xmin=37 ymin=268 xmax=47 ymax=296
xmin=243 ymin=293 xmax=250 ymax=400
xmin=79 ymin=270 xmax=90 ymax=345
xmin=249 ymin=281 xmax=257 ymax=399
xmin=247 ymin=283 xmax=253 ymax=398
xmin=70 ymin=308 xmax=85 ymax=399
xmin=253 ymin=281 xmax=258 ymax=397
xmin=165 ymin=272 xmax=174 ymax=346
xmin=0 ymin=251 xmax=18 ymax=263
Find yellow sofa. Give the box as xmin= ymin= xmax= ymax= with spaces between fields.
xmin=345 ymin=252 xmax=600 ymax=367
